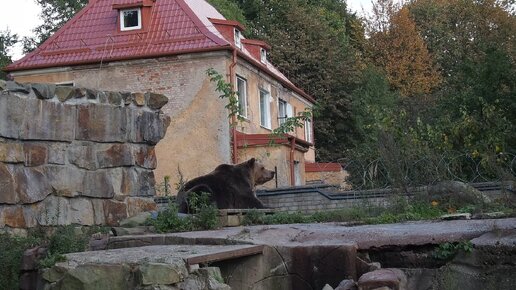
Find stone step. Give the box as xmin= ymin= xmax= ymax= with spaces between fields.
xmin=41 ymin=244 xmax=263 ymax=289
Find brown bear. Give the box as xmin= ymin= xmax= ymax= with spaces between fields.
xmin=176 ymin=158 xmax=275 ymax=213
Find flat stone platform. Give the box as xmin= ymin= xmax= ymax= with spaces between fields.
xmin=108 ymin=217 xmax=516 ymax=249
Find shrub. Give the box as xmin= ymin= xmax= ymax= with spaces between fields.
xmin=151 ymin=192 xmax=219 ymax=232
xmin=0 ymin=232 xmax=40 ymax=289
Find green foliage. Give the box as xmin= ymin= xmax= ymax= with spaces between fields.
xmin=433 ymin=241 xmax=473 ymax=260
xmin=151 ymin=192 xmax=219 ymax=233
xmin=39 ymin=225 xmax=89 ymax=268
xmin=156 ymin=175 xmax=172 ymax=196
xmin=206 ymin=68 xmax=245 ymax=125
xmin=0 ymin=29 xmax=18 ymax=79
xmin=242 ymin=198 xmax=446 ymax=226
xmin=152 ymin=203 xmax=194 ymax=233
xmin=0 ymin=232 xmax=40 ymax=289
xmin=207 ymin=0 xmax=248 ymax=28
xmin=188 ymin=192 xmax=220 ymax=230
xmin=23 ymin=0 xmax=88 ymax=53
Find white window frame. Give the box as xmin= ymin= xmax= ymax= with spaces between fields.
xmin=260 ymin=48 xmax=267 ymax=63
xmin=120 ymin=8 xmax=142 ymax=31
xmin=236 ymin=75 xmax=248 ymax=118
xmin=259 ymin=89 xmax=271 ymax=129
xmin=278 ymin=99 xmax=287 ymax=126
xmin=305 ymin=118 xmax=313 ymax=143
xmin=234 ymin=29 xmax=242 ymax=49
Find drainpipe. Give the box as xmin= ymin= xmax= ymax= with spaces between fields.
xmin=229 ymin=48 xmax=238 ymax=164
xmin=290 ymin=136 xmax=295 ymax=186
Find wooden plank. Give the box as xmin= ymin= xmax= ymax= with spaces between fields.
xmin=186 ymin=245 xmax=264 ymax=265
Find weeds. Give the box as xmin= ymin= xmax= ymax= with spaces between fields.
xmin=433 ymin=241 xmax=474 ymax=260
xmin=151 ymin=192 xmax=219 ymax=233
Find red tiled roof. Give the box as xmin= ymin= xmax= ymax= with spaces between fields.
xmin=6 ymin=0 xmax=228 ymax=71
xmin=5 ymin=0 xmax=314 ymax=102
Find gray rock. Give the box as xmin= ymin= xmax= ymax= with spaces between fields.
xmin=52 ymin=264 xmax=134 ymax=290
xmin=119 ymin=212 xmax=152 ymax=228
xmin=68 ymin=143 xmax=97 ymax=170
xmin=31 ymin=83 xmax=56 ymax=99
xmin=106 ymin=91 xmax=123 ymax=106
xmin=55 ymin=86 xmax=75 ymax=102
xmin=358 ymin=268 xmax=407 ymax=290
xmin=76 ymin=104 xmax=127 ymax=142
xmin=0 ymin=163 xmax=17 ymax=204
xmin=20 ymin=98 xmax=76 ymax=142
xmin=335 ymin=279 xmax=357 ymax=290
xmin=15 ymin=166 xmax=53 ymax=204
xmin=146 ymin=92 xmax=168 ymax=110
xmin=0 ymin=79 xmax=6 ymax=90
xmin=81 ymin=170 xmax=115 ymax=198
xmin=440 ymin=213 xmax=471 ymax=220
xmin=6 ymin=81 xmax=31 ymax=94
xmin=96 ymin=143 xmax=134 ymax=168
xmin=140 ymin=263 xmax=185 ymax=285
xmin=322 ymin=284 xmax=334 ymax=290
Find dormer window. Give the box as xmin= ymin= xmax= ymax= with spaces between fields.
xmin=234 ymin=29 xmax=242 ymax=49
xmin=260 ymin=48 xmax=267 ymax=63
xmin=120 ymin=8 xmax=142 ymax=31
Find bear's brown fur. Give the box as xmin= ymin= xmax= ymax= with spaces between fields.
xmin=176 ymin=158 xmax=275 ymax=213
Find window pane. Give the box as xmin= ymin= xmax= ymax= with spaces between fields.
xmin=260 ymin=90 xmax=270 ymax=128
xmin=237 ymin=77 xmax=247 ymax=117
xmin=123 ymin=10 xmax=139 ymax=27
xmin=278 ymin=99 xmax=287 ymax=125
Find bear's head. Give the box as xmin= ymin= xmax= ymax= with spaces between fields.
xmin=246 ymin=158 xmax=275 ymax=185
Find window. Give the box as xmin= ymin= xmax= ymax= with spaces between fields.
xmin=236 ymin=76 xmax=248 ymax=118
xmin=260 ymin=48 xmax=267 ymax=63
xmin=234 ymin=29 xmax=242 ymax=49
xmin=278 ymin=99 xmax=287 ymax=126
xmin=259 ymin=89 xmax=271 ymax=129
xmin=278 ymin=99 xmax=293 ymax=127
xmin=120 ymin=8 xmax=142 ymax=31
xmin=305 ymin=118 xmax=313 ymax=143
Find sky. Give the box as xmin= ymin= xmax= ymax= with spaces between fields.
xmin=0 ymin=0 xmax=374 ymax=61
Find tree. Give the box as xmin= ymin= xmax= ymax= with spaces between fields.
xmin=408 ymin=0 xmax=516 ymax=154
xmin=366 ymin=1 xmax=441 ymax=98
xmin=0 ymin=30 xmax=18 ymax=79
xmin=23 ymin=0 xmax=87 ymax=53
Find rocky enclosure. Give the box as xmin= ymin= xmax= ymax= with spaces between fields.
xmin=0 ymin=81 xmax=170 ymax=228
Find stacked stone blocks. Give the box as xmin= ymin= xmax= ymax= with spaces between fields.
xmin=0 ymin=81 xmax=170 ymax=228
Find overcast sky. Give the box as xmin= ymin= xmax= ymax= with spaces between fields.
xmin=0 ymin=0 xmax=374 ymax=60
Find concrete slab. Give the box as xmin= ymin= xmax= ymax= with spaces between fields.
xmin=108 ymin=218 xmax=516 ymax=249
xmin=61 ymin=244 xmax=264 ymax=268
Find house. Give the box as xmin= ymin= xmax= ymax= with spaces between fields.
xmin=5 ymin=0 xmax=335 ymax=190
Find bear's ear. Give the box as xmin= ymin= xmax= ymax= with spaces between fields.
xmin=247 ymin=158 xmax=256 ymax=167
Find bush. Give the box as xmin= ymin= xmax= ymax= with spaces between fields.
xmin=39 ymin=225 xmax=89 ymax=268
xmin=151 ymin=192 xmax=219 ymax=232
xmin=0 ymin=232 xmax=40 ymax=289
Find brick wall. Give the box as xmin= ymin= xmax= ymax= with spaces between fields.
xmin=257 ymin=186 xmax=396 ymax=214
xmin=0 ymin=81 xmax=169 ymax=228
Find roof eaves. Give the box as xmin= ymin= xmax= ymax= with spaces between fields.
xmin=6 ymin=45 xmax=232 ymax=72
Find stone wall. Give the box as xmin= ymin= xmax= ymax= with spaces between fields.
xmin=10 ymin=53 xmax=232 ymax=189
xmin=0 ymin=81 xmax=170 ymax=228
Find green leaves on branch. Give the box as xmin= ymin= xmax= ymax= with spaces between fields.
xmin=206 ymin=68 xmax=245 ymax=125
